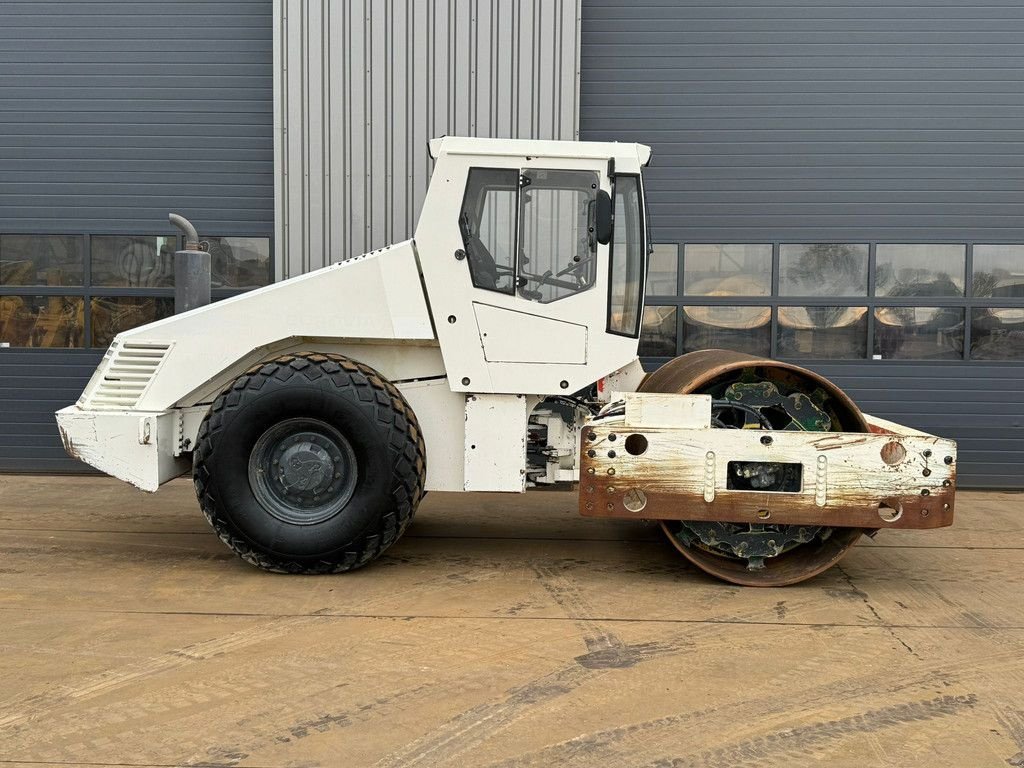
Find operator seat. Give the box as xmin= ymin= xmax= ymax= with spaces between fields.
xmin=459 ymin=212 xmax=500 ymax=290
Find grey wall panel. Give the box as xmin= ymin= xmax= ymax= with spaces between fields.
xmin=580 ymin=0 xmax=1024 ymax=244
xmin=809 ymin=362 xmax=1024 ymax=490
xmin=0 ymin=350 xmax=103 ymax=473
xmin=0 ymin=1 xmax=273 ymax=473
xmin=586 ymin=1 xmax=1024 ymax=488
xmin=635 ymin=356 xmax=1024 ymax=490
xmin=275 ymin=0 xmax=582 ymax=277
xmin=0 ymin=0 xmax=274 ymax=237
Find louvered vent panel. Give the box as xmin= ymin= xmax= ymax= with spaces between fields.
xmin=84 ymin=343 xmax=171 ymax=411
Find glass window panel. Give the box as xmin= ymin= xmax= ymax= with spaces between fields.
xmin=875 ymin=244 xmax=965 ymax=297
xmin=777 ymin=306 xmax=868 ymax=359
xmin=0 ymin=295 xmax=84 ymax=347
xmin=0 ymin=234 xmax=84 ymax=286
xmin=91 ymin=235 xmax=176 ymax=288
xmin=972 ymin=245 xmax=1024 ymax=298
xmin=779 ymin=243 xmax=868 ymax=296
xmin=90 ymin=296 xmax=174 ymax=348
xmin=639 ymin=306 xmax=677 ymax=357
xmin=682 ymin=305 xmax=771 ymax=356
xmin=204 ymin=236 xmax=271 ymax=289
xmin=971 ymin=308 xmax=1024 ymax=360
xmin=608 ymin=175 xmax=644 ymax=333
xmin=646 ymin=243 xmax=679 ymax=297
xmin=520 ymin=169 xmax=600 ymax=304
xmin=683 ymin=244 xmax=772 ymax=296
xmin=459 ymin=168 xmax=518 ymax=295
xmin=873 ymin=307 xmax=964 ymax=360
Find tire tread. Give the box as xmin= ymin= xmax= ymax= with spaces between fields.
xmin=192 ymin=352 xmax=426 ymax=574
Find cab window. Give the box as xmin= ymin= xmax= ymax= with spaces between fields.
xmin=518 ymin=169 xmax=599 ymax=303
xmin=459 ymin=167 xmax=599 ymax=303
xmin=608 ymin=175 xmax=645 ymax=336
xmin=459 ymin=168 xmax=518 ymax=294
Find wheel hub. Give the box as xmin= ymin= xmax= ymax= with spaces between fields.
xmin=248 ymin=418 xmax=358 ymax=525
xmin=276 ymin=436 xmax=336 ymax=496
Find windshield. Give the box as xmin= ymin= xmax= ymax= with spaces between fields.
xmin=607 ymin=175 xmax=645 ymax=336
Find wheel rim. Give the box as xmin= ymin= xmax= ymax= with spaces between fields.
xmin=247 ymin=417 xmax=358 ymax=525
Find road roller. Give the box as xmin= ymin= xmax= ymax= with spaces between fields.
xmin=56 ymin=136 xmax=956 ymax=586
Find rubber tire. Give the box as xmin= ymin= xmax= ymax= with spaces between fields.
xmin=192 ymin=352 xmax=426 ymax=573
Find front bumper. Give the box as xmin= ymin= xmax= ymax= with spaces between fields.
xmin=56 ymin=406 xmax=189 ymax=492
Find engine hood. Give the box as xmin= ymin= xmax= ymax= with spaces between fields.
xmin=76 ymin=240 xmax=434 ymax=412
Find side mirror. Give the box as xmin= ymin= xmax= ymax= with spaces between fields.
xmin=595 ymin=190 xmax=613 ymax=245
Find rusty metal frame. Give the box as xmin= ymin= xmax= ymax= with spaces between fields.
xmin=578 ymin=399 xmax=956 ymax=530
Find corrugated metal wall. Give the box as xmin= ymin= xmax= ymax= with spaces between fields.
xmin=275 ymin=0 xmax=581 ymax=277
xmin=0 ymin=0 xmax=273 ymax=473
xmin=810 ymin=361 xmax=1024 ymax=490
xmin=581 ymin=0 xmax=1024 ymax=244
xmin=0 ymin=0 xmax=274 ymax=235
xmin=580 ymin=0 xmax=1024 ymax=488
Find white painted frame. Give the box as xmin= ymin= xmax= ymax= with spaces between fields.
xmin=417 ymin=137 xmax=650 ymax=396
xmin=58 ymin=137 xmax=655 ymax=494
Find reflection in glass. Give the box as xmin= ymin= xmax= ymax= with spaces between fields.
xmin=972 ymin=245 xmax=1024 ymax=298
xmin=90 ymin=296 xmax=174 ymax=348
xmin=0 ymin=235 xmax=85 ymax=287
xmin=683 ymin=244 xmax=772 ymax=296
xmin=646 ymin=244 xmax=679 ymax=297
xmin=971 ymin=308 xmax=1024 ymax=360
xmin=873 ymin=307 xmax=964 ymax=360
xmin=682 ymin=305 xmax=771 ymax=356
xmin=0 ymin=295 xmax=84 ymax=347
xmin=204 ymin=236 xmax=272 ymax=288
xmin=777 ymin=306 xmax=867 ymax=359
xmin=639 ymin=306 xmax=677 ymax=357
xmin=779 ymin=244 xmax=868 ymax=296
xmin=875 ymin=244 xmax=965 ymax=297
xmin=91 ymin=235 xmax=176 ymax=287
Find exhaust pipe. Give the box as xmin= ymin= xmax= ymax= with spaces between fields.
xmin=169 ymin=213 xmax=200 ymax=251
xmin=168 ymin=213 xmax=210 ymax=313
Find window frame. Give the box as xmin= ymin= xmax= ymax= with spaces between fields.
xmin=605 ymin=173 xmax=647 ymax=339
xmin=777 ymin=242 xmax=870 ymax=298
xmin=873 ymin=243 xmax=966 ymax=299
xmin=969 ymin=306 xmax=1024 ymax=360
xmin=517 ymin=168 xmax=601 ymax=305
xmin=0 ymin=233 xmax=87 ymax=288
xmin=682 ymin=243 xmax=773 ymax=298
xmin=458 ymin=167 xmax=520 ymax=296
xmin=640 ymin=240 xmax=1024 ymax=365
xmin=0 ymin=231 xmax=273 ymax=350
xmin=458 ymin=165 xmax=607 ymax=304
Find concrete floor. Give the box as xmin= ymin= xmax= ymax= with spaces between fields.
xmin=1 ymin=477 xmax=1023 ymax=768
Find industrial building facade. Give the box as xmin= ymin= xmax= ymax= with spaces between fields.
xmin=1 ymin=0 xmax=1022 ymax=487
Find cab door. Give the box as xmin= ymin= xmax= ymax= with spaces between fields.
xmin=416 ymin=150 xmax=643 ymax=396
xmin=463 ymin=167 xmax=598 ymax=368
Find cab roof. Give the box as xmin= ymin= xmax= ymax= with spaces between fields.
xmin=428 ymin=136 xmax=651 ymax=168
